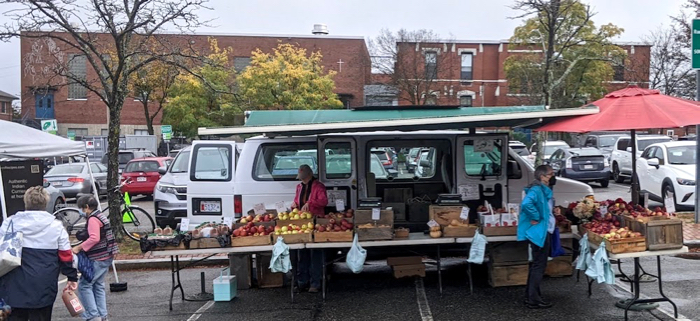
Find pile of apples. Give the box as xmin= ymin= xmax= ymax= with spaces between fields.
xmin=275 ymin=222 xmax=314 ymax=235
xmin=632 ymin=207 xmax=672 ymax=219
xmin=233 ymin=222 xmax=274 ymax=237
xmin=601 ymin=227 xmax=642 ymax=240
xmin=582 ymin=221 xmax=616 ymax=235
xmin=317 ymin=209 xmax=354 ymax=219
xmin=315 ymin=218 xmax=353 ymax=233
xmin=239 ymin=213 xmax=275 ymax=224
xmin=278 ymin=208 xmax=313 ymax=220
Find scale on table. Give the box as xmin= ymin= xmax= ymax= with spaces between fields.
xmin=358 ymin=197 xmax=382 ymax=209
xmin=436 ymin=194 xmax=463 ymax=206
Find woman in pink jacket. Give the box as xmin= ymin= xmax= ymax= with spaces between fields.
xmin=291 ymin=164 xmax=327 ymax=293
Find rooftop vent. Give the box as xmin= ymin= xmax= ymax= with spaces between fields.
xmin=312 ymin=24 xmax=328 ymax=35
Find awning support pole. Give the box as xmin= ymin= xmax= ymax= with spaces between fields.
xmin=630 ymin=129 xmax=639 ymax=204
xmin=0 ymin=165 xmax=7 ymax=221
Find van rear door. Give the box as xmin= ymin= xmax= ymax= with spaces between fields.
xmin=317 ymin=136 xmax=358 ymax=210
xmin=456 ymin=134 xmax=509 ymax=217
xmin=187 ymin=141 xmax=237 ymax=226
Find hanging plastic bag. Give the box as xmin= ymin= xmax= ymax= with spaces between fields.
xmin=585 ymin=242 xmax=615 ymax=284
xmin=467 ymin=230 xmax=488 ymax=264
xmin=76 ymin=252 xmax=94 ymax=283
xmin=0 ymin=220 xmax=22 ymax=277
xmin=346 ymin=234 xmax=367 ymax=274
xmin=550 ymin=228 xmax=566 ymax=257
xmin=269 ymin=236 xmax=291 ymax=273
xmin=575 ymin=234 xmax=592 ymax=271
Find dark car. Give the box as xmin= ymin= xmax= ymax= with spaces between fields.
xmin=548 ymin=147 xmax=610 ymax=187
xmin=101 ymin=149 xmax=157 ymax=174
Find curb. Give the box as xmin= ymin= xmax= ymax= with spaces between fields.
xmin=114 ymin=256 xmax=229 ymax=270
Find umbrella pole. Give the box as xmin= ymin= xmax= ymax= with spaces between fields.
xmin=631 ymin=129 xmax=639 ymax=204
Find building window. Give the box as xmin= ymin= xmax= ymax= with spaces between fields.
xmin=425 ymin=51 xmax=437 ymax=79
xmin=134 ymin=129 xmax=149 ymax=136
xmin=613 ymin=64 xmax=625 ymax=81
xmin=234 ymin=57 xmax=251 ymax=73
xmin=101 ymin=129 xmax=109 ymax=136
xmin=459 ymin=95 xmax=473 ymax=107
xmin=461 ymin=53 xmax=473 ymax=81
xmin=68 ymin=54 xmax=88 ymax=99
xmin=68 ymin=128 xmax=89 ymax=137
xmin=0 ymin=102 xmax=6 ymax=114
xmin=425 ymin=94 xmax=437 ymax=105
xmin=338 ymin=94 xmax=353 ymax=109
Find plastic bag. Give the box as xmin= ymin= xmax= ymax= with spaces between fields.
xmin=76 ymin=252 xmax=94 ymax=282
xmin=575 ymin=234 xmax=592 ymax=271
xmin=550 ymin=228 xmax=566 ymax=257
xmin=585 ymin=242 xmax=615 ymax=284
xmin=346 ymin=234 xmax=367 ymax=274
xmin=467 ymin=231 xmax=488 ymax=264
xmin=269 ymin=236 xmax=291 ymax=273
xmin=0 ymin=220 xmax=22 ymax=277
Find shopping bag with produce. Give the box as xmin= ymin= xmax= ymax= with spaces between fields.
xmin=346 ymin=234 xmax=367 ymax=274
xmin=467 ymin=231 xmax=488 ymax=264
xmin=269 ymin=236 xmax=291 ymax=273
xmin=0 ymin=220 xmax=22 ymax=277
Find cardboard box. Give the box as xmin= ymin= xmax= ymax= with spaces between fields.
xmin=500 ymin=213 xmax=518 ymax=227
xmin=482 ymin=214 xmax=501 ymax=227
xmin=387 ymin=256 xmax=422 ymax=266
xmin=392 ymin=264 xmax=426 ymax=278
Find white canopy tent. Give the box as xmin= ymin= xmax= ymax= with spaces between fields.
xmin=0 ymin=119 xmax=102 ymax=219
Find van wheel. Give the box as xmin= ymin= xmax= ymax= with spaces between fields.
xmin=599 ymin=180 xmax=609 ymax=188
xmin=613 ymin=163 xmax=625 ymax=183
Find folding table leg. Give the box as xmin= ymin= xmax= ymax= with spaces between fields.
xmin=322 ymin=257 xmax=327 ymax=301
xmin=466 ymin=262 xmax=473 ymax=295
xmin=623 ymin=258 xmax=641 ymax=321
xmin=291 ymin=249 xmax=296 ymax=303
xmin=169 ymin=255 xmax=184 ymax=311
xmin=437 ymin=245 xmax=442 ymax=295
xmin=656 ymin=256 xmax=678 ymax=318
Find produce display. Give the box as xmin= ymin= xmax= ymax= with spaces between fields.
xmin=233 ymin=222 xmax=275 ymax=237
xmin=318 ymin=209 xmax=354 ymax=219
xmin=191 ymin=222 xmax=231 ymax=238
xmin=581 ymin=221 xmax=641 ymax=239
xmin=429 ymin=225 xmax=442 ymax=238
xmin=357 ymin=223 xmax=391 ymax=228
xmin=240 ymin=213 xmax=276 ymax=224
xmin=276 ymin=222 xmax=314 ymax=235
xmin=278 ymin=208 xmax=313 ymax=220
xmin=314 ymin=218 xmax=353 ymax=233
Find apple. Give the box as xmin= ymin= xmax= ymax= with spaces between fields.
xmin=240 ymin=218 xmax=247 ymax=224
xmin=318 ymin=226 xmax=326 ymax=232
xmin=241 ymin=231 xmax=247 ymax=236
xmin=329 ymin=218 xmax=336 ymax=225
xmin=257 ymin=225 xmax=265 ymax=233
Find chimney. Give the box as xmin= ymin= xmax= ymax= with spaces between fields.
xmin=312 ymin=24 xmax=329 ymax=35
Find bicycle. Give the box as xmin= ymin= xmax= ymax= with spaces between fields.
xmin=54 ymin=179 xmax=156 ymax=245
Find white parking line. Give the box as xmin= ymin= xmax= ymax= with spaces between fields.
xmin=187 ymin=300 xmax=215 ymax=321
xmin=415 ymin=278 xmax=434 ymax=321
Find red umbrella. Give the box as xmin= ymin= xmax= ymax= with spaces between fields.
xmin=536 ymin=85 xmax=700 ymax=205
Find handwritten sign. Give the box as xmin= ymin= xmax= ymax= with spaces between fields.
xmin=458 ymin=184 xmax=480 ymax=201
xmin=253 ymin=203 xmax=266 ymax=215
xmin=372 ymin=208 xmax=381 ymax=221
xmin=427 ymin=220 xmax=440 ymax=228
xmin=665 ymin=193 xmax=676 ymax=214
xmin=179 ymin=218 xmax=190 ymax=232
xmin=223 ymin=217 xmax=233 ymax=228
xmin=474 ymin=139 xmax=494 ymax=152
xmin=275 ymin=201 xmax=288 ymax=214
xmin=599 ymin=206 xmax=608 ymax=215
xmin=507 ymin=203 xmax=520 ymax=216
xmin=644 ymin=193 xmax=649 ymax=209
xmin=460 ymin=207 xmax=470 ymax=221
xmin=327 ymin=190 xmax=346 ymax=206
xmin=335 ymin=199 xmax=345 ymax=212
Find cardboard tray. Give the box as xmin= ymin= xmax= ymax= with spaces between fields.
xmin=313 ymin=231 xmax=353 ymax=242
xmin=230 ymin=234 xmax=271 ymax=247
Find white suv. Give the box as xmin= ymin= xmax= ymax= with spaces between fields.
xmin=610 ymin=135 xmax=672 ymax=183
xmin=636 ymin=141 xmax=696 ymax=208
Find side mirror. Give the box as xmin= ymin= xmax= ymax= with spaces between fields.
xmin=158 ymin=166 xmax=167 ymax=175
xmin=647 ymin=158 xmax=660 ymax=168
xmin=507 ymin=160 xmax=522 ymax=179
xmin=626 ymin=147 xmax=632 ymax=152
xmin=420 ymin=160 xmax=432 ymax=167
xmin=43 ymin=181 xmax=50 ymax=188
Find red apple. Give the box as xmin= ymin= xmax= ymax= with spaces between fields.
xmin=329 ymin=218 xmax=336 ymax=225
xmin=257 ymin=225 xmax=265 ymax=233
xmin=334 ymin=226 xmax=342 ymax=232
xmin=318 ymin=226 xmax=326 ymax=232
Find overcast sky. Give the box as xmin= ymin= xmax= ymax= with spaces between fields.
xmin=0 ymin=0 xmax=687 ymax=100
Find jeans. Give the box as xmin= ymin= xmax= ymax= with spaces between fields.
xmin=526 ymin=235 xmax=550 ymax=304
xmin=78 ymin=258 xmax=113 ymax=320
xmin=296 ymin=249 xmax=324 ymax=289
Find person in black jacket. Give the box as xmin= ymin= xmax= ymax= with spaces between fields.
xmin=0 ymin=186 xmax=78 ymax=321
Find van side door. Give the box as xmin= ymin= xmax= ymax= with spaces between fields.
xmin=456 ymin=134 xmax=509 ymax=219
xmin=317 ymin=136 xmax=358 ymax=211
xmin=187 ymin=141 xmax=237 ymax=226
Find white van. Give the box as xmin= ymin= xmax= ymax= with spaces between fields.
xmin=189 ymin=132 xmax=593 ymax=229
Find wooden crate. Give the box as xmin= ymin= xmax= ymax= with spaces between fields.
xmin=587 ymin=231 xmax=646 ymax=254
xmin=317 ymin=215 xmax=350 ymax=227
xmin=234 ymin=221 xmax=275 ymax=230
xmin=274 ymin=232 xmax=312 ymax=244
xmin=313 ymin=231 xmax=353 ymax=243
xmin=394 ymin=228 xmax=409 ymax=238
xmin=623 ymin=214 xmax=671 ymax=224
xmin=190 ymin=237 xmax=225 ymax=249
xmin=488 ymin=242 xmax=529 ymax=267
xmin=392 ymin=264 xmax=426 ymax=278
xmin=557 ymin=220 xmax=572 ymax=234
xmin=428 ymin=205 xmax=465 ymax=226
xmin=488 ymin=263 xmax=528 ymax=287
xmin=387 ymin=256 xmax=422 ymax=266
xmin=256 ymin=253 xmax=284 ymax=288
xmin=623 ymin=216 xmax=683 ymax=250
xmin=443 ymin=225 xmax=477 ymax=237
xmin=482 ymin=225 xmax=518 ymax=236
xmin=355 ymin=209 xmax=394 ymax=225
xmin=275 ymin=218 xmax=314 ymax=228
xmin=230 ymin=235 xmax=271 ymax=247
xmin=545 ymin=255 xmax=573 ymax=277
xmin=355 ymin=226 xmax=393 ymax=241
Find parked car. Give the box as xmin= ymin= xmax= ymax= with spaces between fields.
xmin=509 ymin=141 xmax=530 ymax=157
xmin=610 ymin=135 xmax=673 ymax=183
xmin=527 ymin=140 xmax=569 ymax=163
xmin=155 ymin=147 xmax=191 ymax=228
xmin=583 ymin=133 xmax=628 ymax=161
xmin=120 ymin=157 xmax=172 ymax=197
xmin=548 ymin=147 xmax=610 ymax=187
xmin=44 ymin=163 xmax=108 ymax=198
xmin=406 ymin=147 xmax=422 ymax=173
xmin=636 ymin=141 xmax=696 ymax=209
xmin=43 ymin=182 xmax=67 ymax=213
xmin=101 ymin=149 xmax=157 ymax=174
xmin=371 ymin=149 xmax=395 ymax=170
xmin=326 ymin=154 xmax=397 ymax=180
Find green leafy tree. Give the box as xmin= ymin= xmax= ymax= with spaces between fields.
xmin=238 ymin=44 xmax=343 ymax=110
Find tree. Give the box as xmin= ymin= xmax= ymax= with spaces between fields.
xmin=507 ymin=0 xmax=624 ymax=164
xmin=369 ymin=29 xmax=453 ymax=105
xmin=130 ymin=59 xmax=180 ymax=135
xmin=164 ymin=39 xmax=240 ymax=138
xmin=238 ymin=44 xmax=343 ymax=110
xmin=1 ymin=0 xmax=208 ymax=238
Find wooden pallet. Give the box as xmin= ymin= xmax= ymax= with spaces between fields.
xmin=623 ymin=216 xmax=683 ymax=250
xmin=587 ymin=231 xmax=646 ymax=254
xmin=313 ymin=231 xmax=353 ymax=242
xmin=230 ymin=234 xmax=271 ymax=247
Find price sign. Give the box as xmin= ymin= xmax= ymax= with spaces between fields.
xmin=644 ymin=193 xmax=649 ymax=209
xmin=372 ymin=208 xmax=381 ymax=221
xmin=458 ymin=184 xmax=480 ymax=201
xmin=335 ymin=199 xmax=345 ymax=212
xmin=275 ymin=201 xmax=288 ymax=214
xmin=223 ymin=217 xmax=233 ymax=227
xmin=665 ymin=193 xmax=676 ymax=214
xmin=460 ymin=207 xmax=470 ymax=220
xmin=179 ymin=218 xmax=190 ymax=232
xmin=427 ymin=220 xmax=440 ymax=228
xmin=599 ymin=206 xmax=608 ymax=215
xmin=507 ymin=203 xmax=520 ymax=216
xmin=253 ymin=203 xmax=266 ymax=215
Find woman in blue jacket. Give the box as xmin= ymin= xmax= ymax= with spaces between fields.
xmin=517 ymin=165 xmax=555 ymax=309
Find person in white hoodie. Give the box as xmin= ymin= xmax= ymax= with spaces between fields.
xmin=0 ymin=186 xmax=78 ymax=321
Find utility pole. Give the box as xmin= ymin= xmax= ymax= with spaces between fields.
xmin=693 ymin=14 xmax=700 ymax=223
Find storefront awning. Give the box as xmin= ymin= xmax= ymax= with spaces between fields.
xmin=198 ymin=105 xmax=599 ymax=137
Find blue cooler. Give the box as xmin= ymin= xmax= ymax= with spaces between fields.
xmin=213 ymin=268 xmax=237 ymax=301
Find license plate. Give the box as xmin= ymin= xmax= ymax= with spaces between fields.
xmin=583 ymin=165 xmax=594 ymax=170
xmin=200 ymin=201 xmax=221 ymax=213
xmin=137 ymin=177 xmax=147 ymax=182
xmin=52 ymin=181 xmax=62 ymax=186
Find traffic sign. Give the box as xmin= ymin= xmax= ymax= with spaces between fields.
xmin=41 ymin=119 xmax=57 ymax=135
xmin=161 ymin=125 xmax=172 ymax=140
xmin=692 ymin=19 xmax=700 ymax=69
xmin=67 ymin=131 xmax=75 ymax=141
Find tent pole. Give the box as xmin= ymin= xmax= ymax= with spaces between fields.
xmin=84 ymin=157 xmax=103 ymax=212
xmin=0 ymin=165 xmax=7 ymax=221
xmin=630 ymin=129 xmax=639 ymax=204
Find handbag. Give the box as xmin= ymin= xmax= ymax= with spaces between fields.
xmin=76 ymin=251 xmax=94 ymax=282
xmin=0 ymin=220 xmax=23 ymax=277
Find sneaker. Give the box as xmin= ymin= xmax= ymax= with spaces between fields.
xmin=308 ymin=287 xmax=320 ymax=293
xmin=525 ymin=301 xmax=553 ymax=309
xmin=294 ymin=284 xmax=308 ymax=293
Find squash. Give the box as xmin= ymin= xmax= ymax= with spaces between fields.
xmin=430 ymin=230 xmax=442 ymax=238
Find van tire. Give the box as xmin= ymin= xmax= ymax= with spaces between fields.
xmin=613 ymin=163 xmax=625 ymax=183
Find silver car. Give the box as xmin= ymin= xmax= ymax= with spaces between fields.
xmin=154 ymin=147 xmax=190 ymax=228
xmin=44 ymin=183 xmax=67 ymax=213
xmin=44 ymin=163 xmax=108 ymax=199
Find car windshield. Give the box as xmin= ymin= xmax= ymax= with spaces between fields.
xmin=544 ymin=144 xmax=567 ymax=155
xmin=118 ymin=153 xmax=134 ymax=164
xmin=170 ymin=151 xmax=190 ymax=173
xmin=639 ymin=138 xmax=672 ymax=151
xmin=599 ymin=136 xmax=621 ymax=147
xmin=408 ymin=148 xmax=420 ymax=158
xmin=568 ymin=148 xmax=601 ymax=156
xmin=47 ymin=164 xmax=84 ymax=175
xmin=370 ymin=154 xmax=388 ymax=178
xmin=667 ymin=146 xmax=697 ymax=165
xmin=125 ymin=161 xmax=160 ymax=173
xmin=372 ymin=151 xmax=388 ymax=160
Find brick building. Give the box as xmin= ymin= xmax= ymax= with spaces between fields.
xmin=363 ymin=40 xmax=650 ymax=108
xmin=20 ymin=30 xmax=371 ymax=137
xmin=0 ymin=90 xmax=17 ymax=122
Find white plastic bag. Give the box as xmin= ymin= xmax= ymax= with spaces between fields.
xmin=269 ymin=236 xmax=291 ymax=273
xmin=346 ymin=234 xmax=367 ymax=274
xmin=467 ymin=230 xmax=488 ymax=264
xmin=0 ymin=220 xmax=23 ymax=277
